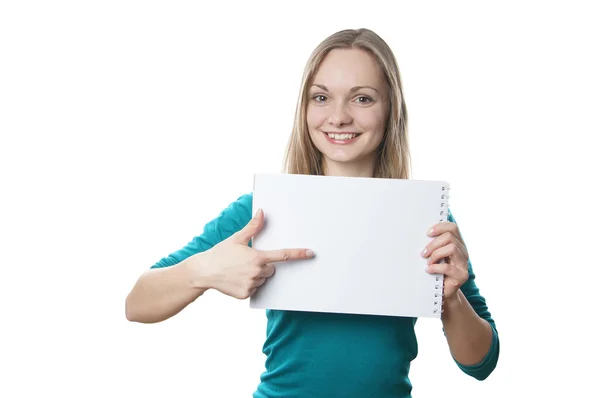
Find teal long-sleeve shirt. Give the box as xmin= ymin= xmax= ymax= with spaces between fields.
xmin=151 ymin=193 xmax=500 ymax=397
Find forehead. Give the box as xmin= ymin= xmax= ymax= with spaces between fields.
xmin=312 ymin=48 xmax=386 ymax=89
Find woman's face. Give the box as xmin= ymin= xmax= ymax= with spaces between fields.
xmin=307 ymin=48 xmax=389 ymax=177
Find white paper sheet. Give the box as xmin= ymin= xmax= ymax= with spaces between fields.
xmin=250 ymin=173 xmax=449 ymax=318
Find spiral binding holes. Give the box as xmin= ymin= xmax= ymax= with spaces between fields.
xmin=433 ymin=184 xmax=449 ymax=314
xmin=433 ymin=276 xmax=444 ymax=315
xmin=439 ymin=185 xmax=449 ymax=223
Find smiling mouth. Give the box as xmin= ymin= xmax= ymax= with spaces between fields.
xmin=324 ymin=132 xmax=361 ymax=141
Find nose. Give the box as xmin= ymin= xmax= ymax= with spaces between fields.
xmin=327 ymin=102 xmax=352 ymax=127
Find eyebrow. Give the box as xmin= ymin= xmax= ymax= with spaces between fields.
xmin=311 ymin=84 xmax=380 ymax=94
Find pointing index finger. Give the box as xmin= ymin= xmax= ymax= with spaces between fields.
xmin=259 ymin=248 xmax=315 ymax=263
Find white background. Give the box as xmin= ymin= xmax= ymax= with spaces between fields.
xmin=1 ymin=1 xmax=598 ymax=397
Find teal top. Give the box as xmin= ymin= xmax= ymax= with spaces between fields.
xmin=151 ymin=193 xmax=500 ymax=397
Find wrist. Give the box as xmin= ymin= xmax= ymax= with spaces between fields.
xmin=442 ymin=289 xmax=464 ymax=318
xmin=181 ymin=252 xmax=214 ymax=292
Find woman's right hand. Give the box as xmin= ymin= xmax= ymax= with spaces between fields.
xmin=195 ymin=209 xmax=314 ymax=299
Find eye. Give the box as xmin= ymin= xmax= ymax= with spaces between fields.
xmin=355 ymin=95 xmax=373 ymax=104
xmin=312 ymin=94 xmax=328 ymax=103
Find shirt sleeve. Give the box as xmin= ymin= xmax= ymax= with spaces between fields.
xmin=150 ymin=193 xmax=253 ymax=269
xmin=446 ymin=209 xmax=500 ymax=380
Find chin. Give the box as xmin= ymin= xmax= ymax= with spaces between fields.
xmin=322 ymin=151 xmax=362 ymax=164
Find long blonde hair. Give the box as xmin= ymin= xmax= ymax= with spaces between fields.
xmin=282 ymin=28 xmax=411 ymax=179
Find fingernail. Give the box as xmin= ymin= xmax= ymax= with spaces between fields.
xmin=421 ymin=247 xmax=428 ymax=256
xmin=255 ymin=208 xmax=262 ymax=217
xmin=306 ymin=250 xmax=314 ymax=257
xmin=427 ymin=227 xmax=434 ymax=236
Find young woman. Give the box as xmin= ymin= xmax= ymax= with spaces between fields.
xmin=125 ymin=28 xmax=499 ymax=397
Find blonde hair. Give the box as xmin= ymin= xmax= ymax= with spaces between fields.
xmin=282 ymin=28 xmax=411 ymax=179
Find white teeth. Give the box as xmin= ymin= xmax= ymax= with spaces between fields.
xmin=327 ymin=133 xmax=357 ymax=140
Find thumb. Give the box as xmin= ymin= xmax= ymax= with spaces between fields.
xmin=232 ymin=208 xmax=265 ymax=245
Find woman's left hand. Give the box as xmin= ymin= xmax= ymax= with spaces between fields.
xmin=421 ymin=222 xmax=470 ymax=301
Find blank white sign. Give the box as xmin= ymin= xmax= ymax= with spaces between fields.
xmin=250 ymin=173 xmax=449 ymax=318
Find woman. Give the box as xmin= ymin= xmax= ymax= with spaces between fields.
xmin=125 ymin=28 xmax=499 ymax=397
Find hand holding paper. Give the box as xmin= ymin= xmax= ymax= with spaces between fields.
xmin=423 ymin=221 xmax=470 ymax=301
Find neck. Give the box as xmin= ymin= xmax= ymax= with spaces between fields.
xmin=322 ymin=157 xmax=377 ymax=178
